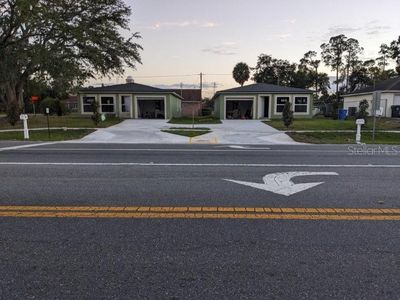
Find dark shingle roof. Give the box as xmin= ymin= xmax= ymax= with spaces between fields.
xmin=347 ymin=77 xmax=400 ymax=95
xmin=214 ymin=83 xmax=313 ymax=98
xmin=80 ymin=83 xmax=183 ymax=99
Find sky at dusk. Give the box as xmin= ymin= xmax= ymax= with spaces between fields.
xmin=96 ymin=0 xmax=400 ymax=97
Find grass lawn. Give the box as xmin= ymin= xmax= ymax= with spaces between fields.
xmin=162 ymin=129 xmax=211 ymax=138
xmin=0 ymin=129 xmax=95 ymax=141
xmin=168 ymin=116 xmax=221 ymax=124
xmin=288 ymin=131 xmax=400 ymax=144
xmin=0 ymin=114 xmax=122 ymax=130
xmin=266 ymin=117 xmax=400 ymax=131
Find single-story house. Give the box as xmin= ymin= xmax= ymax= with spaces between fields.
xmin=343 ymin=77 xmax=400 ymax=118
xmin=78 ymin=77 xmax=183 ymax=119
xmin=62 ymin=95 xmax=78 ymax=112
xmin=212 ymin=83 xmax=314 ymax=120
xmin=168 ymin=89 xmax=202 ymax=117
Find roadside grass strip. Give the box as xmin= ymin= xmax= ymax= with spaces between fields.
xmin=0 ymin=206 xmax=399 ymax=221
xmin=287 ymin=131 xmax=400 ymax=145
xmin=0 ymin=129 xmax=95 ymax=141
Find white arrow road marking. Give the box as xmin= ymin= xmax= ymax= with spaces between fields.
xmin=227 ymin=145 xmax=271 ymax=150
xmin=224 ymin=171 xmax=339 ymax=196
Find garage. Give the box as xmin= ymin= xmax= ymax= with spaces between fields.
xmin=79 ymin=79 xmax=183 ymax=119
xmin=212 ymin=83 xmax=313 ymax=120
xmin=225 ymin=98 xmax=254 ymax=119
xmin=137 ymin=97 xmax=165 ymax=119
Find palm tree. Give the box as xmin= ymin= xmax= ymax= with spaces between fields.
xmin=232 ymin=62 xmax=250 ymax=86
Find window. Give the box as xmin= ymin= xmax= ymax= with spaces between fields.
xmin=101 ymin=97 xmax=115 ymax=113
xmin=294 ymin=97 xmax=308 ymax=113
xmin=276 ymin=97 xmax=289 ymax=113
xmin=83 ymin=96 xmax=95 ymax=113
xmin=121 ymin=96 xmax=131 ymax=113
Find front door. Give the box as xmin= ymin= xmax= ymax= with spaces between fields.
xmin=263 ymin=96 xmax=270 ymax=118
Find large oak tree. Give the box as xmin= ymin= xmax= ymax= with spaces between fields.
xmin=0 ymin=0 xmax=142 ymax=124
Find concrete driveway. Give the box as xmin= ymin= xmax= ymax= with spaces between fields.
xmin=78 ymin=119 xmax=298 ymax=145
xmin=79 ymin=120 xmax=187 ymax=144
xmin=195 ymin=120 xmax=298 ymax=144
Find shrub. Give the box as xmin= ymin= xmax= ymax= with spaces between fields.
xmin=282 ymin=101 xmax=294 ymax=129
xmin=331 ymin=100 xmax=339 ymax=120
xmin=6 ymin=101 xmax=21 ymax=126
xmin=91 ymin=101 xmax=101 ymax=126
xmin=39 ymin=97 xmax=67 ymax=116
xmin=357 ymin=99 xmax=369 ymax=125
xmin=201 ymin=108 xmax=212 ymax=116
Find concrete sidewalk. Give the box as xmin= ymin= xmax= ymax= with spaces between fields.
xmin=77 ymin=119 xmax=299 ymax=145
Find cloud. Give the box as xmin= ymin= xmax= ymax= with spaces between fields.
xmin=365 ymin=25 xmax=391 ymax=36
xmin=326 ymin=26 xmax=361 ymax=36
xmin=326 ymin=21 xmax=391 ymax=37
xmin=148 ymin=20 xmax=219 ymax=30
xmin=285 ymin=19 xmax=297 ymax=24
xmin=202 ymin=42 xmax=238 ymax=56
xmin=275 ymin=33 xmax=291 ymax=39
xmin=266 ymin=33 xmax=292 ymax=41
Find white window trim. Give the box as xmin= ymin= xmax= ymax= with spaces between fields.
xmin=274 ymin=95 xmax=292 ymax=115
xmin=134 ymin=95 xmax=167 ymax=120
xmin=394 ymin=94 xmax=400 ymax=106
xmin=293 ymin=95 xmax=310 ymax=115
xmin=81 ymin=94 xmax=97 ymax=115
xmin=99 ymin=95 xmax=116 ymax=114
xmin=223 ymin=95 xmax=256 ymax=120
xmin=119 ymin=94 xmax=132 ymax=115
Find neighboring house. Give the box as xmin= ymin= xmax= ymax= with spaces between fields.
xmin=212 ymin=83 xmax=314 ymax=120
xmin=168 ymin=89 xmax=202 ymax=117
xmin=78 ymin=77 xmax=183 ymax=119
xmin=343 ymin=77 xmax=400 ymax=118
xmin=62 ymin=95 xmax=78 ymax=112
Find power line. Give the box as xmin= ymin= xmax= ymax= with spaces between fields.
xmin=132 ymin=73 xmax=232 ymax=78
xmin=133 ymin=74 xmax=198 ymax=78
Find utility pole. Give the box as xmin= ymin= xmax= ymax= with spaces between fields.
xmin=200 ymin=72 xmax=203 ymax=92
xmin=213 ymin=82 xmax=217 ymax=96
xmin=372 ymin=80 xmax=378 ymax=143
xmin=180 ymin=82 xmax=183 ymax=97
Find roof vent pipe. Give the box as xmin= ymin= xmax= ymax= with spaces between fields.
xmin=126 ymin=76 xmax=134 ymax=84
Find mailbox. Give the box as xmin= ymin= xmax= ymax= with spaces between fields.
xmin=356 ymin=119 xmax=365 ymax=125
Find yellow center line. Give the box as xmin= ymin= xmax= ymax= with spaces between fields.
xmin=0 ymin=205 xmax=399 ymax=221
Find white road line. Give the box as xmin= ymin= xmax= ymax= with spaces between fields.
xmin=0 ymin=142 xmax=59 ymax=152
xmin=12 ymin=148 xmax=351 ymax=153
xmin=0 ymin=162 xmax=399 ymax=168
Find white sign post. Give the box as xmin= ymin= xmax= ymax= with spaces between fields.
xmin=356 ymin=119 xmax=365 ymax=144
xmin=19 ymin=114 xmax=29 ymax=140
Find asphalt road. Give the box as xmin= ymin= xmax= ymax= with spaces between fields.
xmin=0 ymin=142 xmax=399 ymax=299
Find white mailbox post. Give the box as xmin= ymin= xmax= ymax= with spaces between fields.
xmin=356 ymin=118 xmax=365 ymax=144
xmin=19 ymin=114 xmax=29 ymax=140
